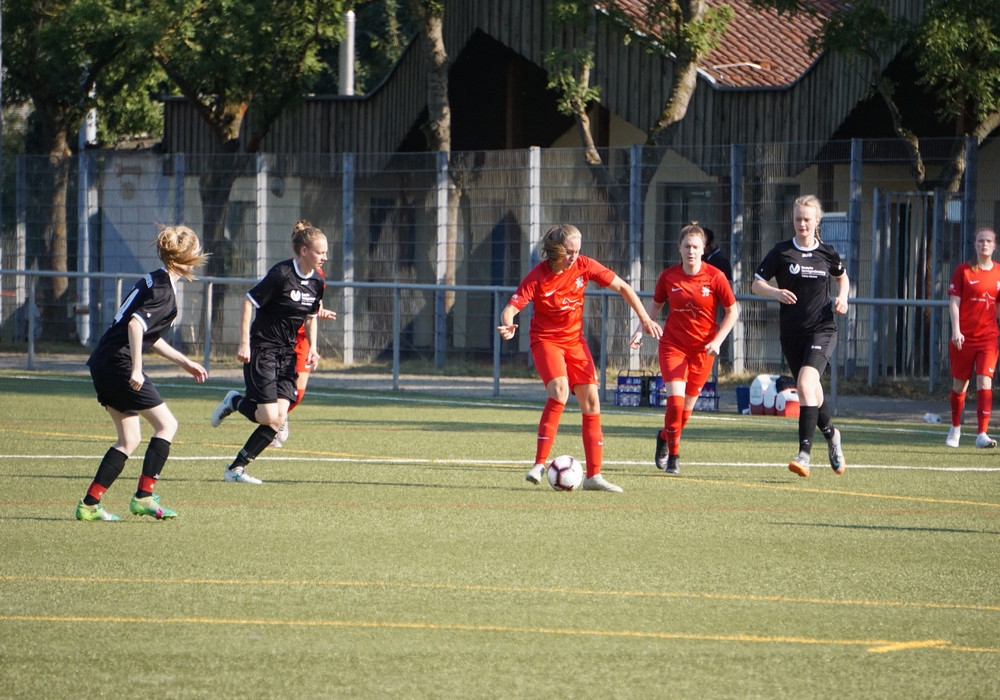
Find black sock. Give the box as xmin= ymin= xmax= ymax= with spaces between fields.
xmin=137 ymin=437 xmax=171 ymax=497
xmin=237 ymin=396 xmax=259 ymax=422
xmin=817 ymin=402 xmax=835 ymax=440
xmin=84 ymin=448 xmax=128 ymax=504
xmin=798 ymin=406 xmax=820 ymax=453
xmin=230 ymin=425 xmax=278 ymax=469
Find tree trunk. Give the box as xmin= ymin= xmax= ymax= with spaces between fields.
xmin=33 ymin=105 xmax=76 ymax=341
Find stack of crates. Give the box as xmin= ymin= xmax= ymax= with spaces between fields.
xmin=693 ymin=381 xmax=720 ymax=412
xmin=614 ymin=370 xmax=650 ymax=407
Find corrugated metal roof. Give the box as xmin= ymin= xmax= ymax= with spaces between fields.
xmin=606 ymin=0 xmax=839 ymax=88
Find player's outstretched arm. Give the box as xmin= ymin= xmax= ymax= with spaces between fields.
xmin=609 ymin=275 xmax=662 ymax=340
xmin=151 ymin=338 xmax=208 ymax=382
xmin=497 ymin=303 xmax=519 ymax=340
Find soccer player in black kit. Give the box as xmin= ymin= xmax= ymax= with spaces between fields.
xmin=752 ymin=194 xmax=850 ymax=477
xmin=210 ymin=224 xmax=328 ymax=484
xmin=76 ymin=225 xmax=209 ymax=521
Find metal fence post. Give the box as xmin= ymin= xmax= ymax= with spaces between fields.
xmin=203 ymin=281 xmax=213 ymax=372
xmin=434 ymin=151 xmax=449 ymax=367
xmin=868 ymin=189 xmax=882 ymax=387
xmin=599 ymin=295 xmax=609 ymax=402
xmin=730 ymin=144 xmax=745 ymax=375
xmin=27 ymin=274 xmax=36 ymax=370
xmin=393 ymin=286 xmax=401 ymax=391
xmin=493 ymin=289 xmax=501 ymax=397
xmin=173 ymin=153 xmax=186 ymax=226
xmin=628 ymin=144 xmax=642 ymax=370
xmin=342 ymin=152 xmax=355 ymax=366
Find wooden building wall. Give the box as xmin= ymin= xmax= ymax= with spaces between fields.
xmin=162 ymin=0 xmax=926 ymax=166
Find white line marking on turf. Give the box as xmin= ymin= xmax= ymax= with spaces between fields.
xmin=2 ymin=454 xmax=999 ymax=472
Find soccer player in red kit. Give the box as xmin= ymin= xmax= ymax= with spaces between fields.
xmin=630 ymin=223 xmax=738 ymax=475
xmin=946 ymin=227 xmax=1000 ymax=449
xmin=497 ymin=224 xmax=662 ymax=492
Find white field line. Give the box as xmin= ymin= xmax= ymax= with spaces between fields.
xmin=2 ymin=454 xmax=999 ymax=472
xmin=2 ymin=374 xmax=953 ymax=436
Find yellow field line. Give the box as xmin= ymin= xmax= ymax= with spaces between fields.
xmin=1 ymin=613 xmax=985 ymax=654
xmin=3 ymin=575 xmax=998 ymax=613
xmin=688 ymin=477 xmax=1000 ymax=509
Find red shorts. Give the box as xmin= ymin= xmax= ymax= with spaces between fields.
xmin=530 ymin=339 xmax=597 ymax=390
xmin=659 ymin=341 xmax=715 ymax=397
xmin=294 ymin=330 xmax=311 ymax=374
xmin=949 ymin=339 xmax=999 ymax=381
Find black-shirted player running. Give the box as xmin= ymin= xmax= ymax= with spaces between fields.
xmin=77 ymin=226 xmax=209 ymax=521
xmin=752 ymin=194 xmax=850 ymax=477
xmin=210 ymin=225 xmax=328 ymax=484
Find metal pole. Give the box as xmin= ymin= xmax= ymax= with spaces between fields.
xmin=27 ymin=274 xmax=36 ymax=370
xmin=203 ymin=281 xmax=213 ymax=372
xmin=492 ymin=289 xmax=501 ymax=397
xmin=393 ymin=286 xmax=401 ymax=391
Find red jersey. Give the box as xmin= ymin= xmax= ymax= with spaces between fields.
xmin=508 ymin=256 xmax=616 ymax=343
xmin=654 ymin=263 xmax=736 ymax=349
xmin=949 ymin=262 xmax=1000 ymax=343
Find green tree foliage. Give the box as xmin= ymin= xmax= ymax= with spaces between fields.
xmin=914 ymin=0 xmax=1000 ymax=136
xmin=1 ymin=0 xmax=162 ymax=338
xmin=545 ymin=0 xmax=733 ymax=160
xmin=150 ymin=0 xmax=348 ymax=340
xmin=2 ymin=0 xmax=160 ymax=155
xmin=152 ymin=0 xmax=347 ymax=151
xmin=757 ymin=0 xmax=1000 ymax=191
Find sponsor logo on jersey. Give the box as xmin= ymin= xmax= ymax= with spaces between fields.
xmin=789 ymin=264 xmax=801 ymax=275
xmin=290 ymin=289 xmax=302 ymax=302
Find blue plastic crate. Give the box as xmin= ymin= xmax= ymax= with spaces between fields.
xmin=614 ymin=370 xmax=650 ymax=407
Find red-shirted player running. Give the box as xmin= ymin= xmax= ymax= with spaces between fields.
xmin=497 ymin=224 xmax=662 ymax=492
xmin=629 ymin=223 xmax=738 ymax=475
xmin=946 ymin=227 xmax=1000 ymax=449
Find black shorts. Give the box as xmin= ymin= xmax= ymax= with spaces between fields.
xmin=89 ymin=362 xmax=164 ymax=415
xmin=780 ymin=331 xmax=837 ymax=378
xmin=244 ymin=346 xmax=297 ymax=405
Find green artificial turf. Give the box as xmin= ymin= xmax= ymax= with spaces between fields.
xmin=0 ymin=372 xmax=997 ymax=698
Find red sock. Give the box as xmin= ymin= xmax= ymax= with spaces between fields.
xmin=950 ymin=390 xmax=966 ymax=428
xmin=289 ymin=387 xmax=307 ymax=412
xmin=137 ymin=475 xmax=157 ymax=495
xmin=977 ymin=389 xmax=992 ymax=434
xmin=534 ymin=398 xmax=565 ymax=465
xmin=681 ymin=407 xmax=694 ymax=430
xmin=86 ymin=483 xmax=107 ymax=503
xmin=581 ymin=413 xmax=603 ymax=478
xmin=664 ymin=395 xmax=685 ymax=455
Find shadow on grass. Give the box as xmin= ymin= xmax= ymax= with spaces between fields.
xmin=773 ymin=521 xmax=1000 ymax=535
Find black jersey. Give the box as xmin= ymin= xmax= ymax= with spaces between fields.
xmin=87 ymin=268 xmax=178 ymax=371
xmin=247 ymin=259 xmax=324 ymax=350
xmin=755 ymin=239 xmax=846 ymax=337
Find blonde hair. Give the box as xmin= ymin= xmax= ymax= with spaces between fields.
xmin=970 ymin=227 xmax=997 ymax=271
xmin=155 ymin=225 xmax=207 ymax=279
xmin=539 ymin=224 xmax=582 ymax=263
xmin=292 ymin=220 xmax=326 ymax=255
